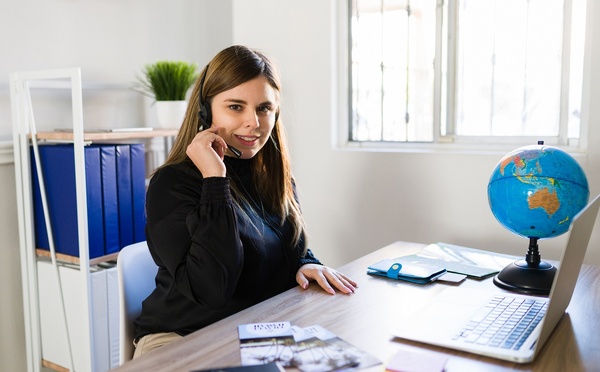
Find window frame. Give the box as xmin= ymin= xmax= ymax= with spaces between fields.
xmin=335 ymin=0 xmax=590 ymax=155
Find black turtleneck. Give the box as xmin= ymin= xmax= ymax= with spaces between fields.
xmin=134 ymin=157 xmax=320 ymax=339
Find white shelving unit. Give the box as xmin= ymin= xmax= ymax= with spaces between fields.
xmin=11 ymin=68 xmax=177 ymax=372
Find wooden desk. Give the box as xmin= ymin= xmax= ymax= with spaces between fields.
xmin=113 ymin=241 xmax=600 ymax=372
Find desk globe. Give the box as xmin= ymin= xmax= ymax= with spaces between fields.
xmin=488 ymin=141 xmax=589 ymax=295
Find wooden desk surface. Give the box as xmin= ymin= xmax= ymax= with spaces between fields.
xmin=113 ymin=241 xmax=600 ymax=372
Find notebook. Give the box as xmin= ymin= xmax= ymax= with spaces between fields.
xmin=392 ymin=193 xmax=600 ymax=363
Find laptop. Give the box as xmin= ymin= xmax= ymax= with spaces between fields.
xmin=393 ymin=193 xmax=600 ymax=363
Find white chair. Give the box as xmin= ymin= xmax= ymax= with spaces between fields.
xmin=117 ymin=241 xmax=158 ymax=364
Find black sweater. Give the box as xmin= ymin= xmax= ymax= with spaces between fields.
xmin=134 ymin=157 xmax=320 ymax=339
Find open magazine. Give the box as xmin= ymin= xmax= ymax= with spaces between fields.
xmin=238 ymin=322 xmax=380 ymax=371
xmin=393 ymin=242 xmax=519 ymax=278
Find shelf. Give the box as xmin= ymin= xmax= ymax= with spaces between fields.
xmin=31 ymin=128 xmax=178 ymax=142
xmin=42 ymin=359 xmax=69 ymax=372
xmin=12 ymin=68 xmax=178 ymax=371
xmin=36 ymin=249 xmax=119 ymax=266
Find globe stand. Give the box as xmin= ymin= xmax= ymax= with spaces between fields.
xmin=493 ymin=237 xmax=556 ymax=295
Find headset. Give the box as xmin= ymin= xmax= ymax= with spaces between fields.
xmin=197 ymin=63 xmax=282 ymax=158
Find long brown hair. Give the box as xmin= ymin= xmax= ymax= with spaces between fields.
xmin=160 ymin=45 xmax=306 ymax=249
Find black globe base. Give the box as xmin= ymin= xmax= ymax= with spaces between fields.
xmin=493 ymin=259 xmax=556 ymax=295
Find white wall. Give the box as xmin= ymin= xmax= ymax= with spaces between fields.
xmin=1 ymin=0 xmax=599 ymax=369
xmin=0 ymin=0 xmax=233 ymax=137
xmin=232 ymin=0 xmax=600 ymax=268
xmin=0 ymin=163 xmax=24 ymax=371
xmin=0 ymin=0 xmax=234 ymax=369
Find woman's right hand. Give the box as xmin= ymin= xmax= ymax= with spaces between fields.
xmin=186 ymin=128 xmax=229 ymax=178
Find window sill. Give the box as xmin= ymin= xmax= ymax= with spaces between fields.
xmin=337 ymin=139 xmax=587 ymax=158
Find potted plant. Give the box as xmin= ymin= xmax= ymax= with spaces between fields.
xmin=134 ymin=61 xmax=198 ymax=128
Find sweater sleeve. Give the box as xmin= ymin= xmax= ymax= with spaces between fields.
xmin=145 ymin=165 xmax=243 ymax=309
xmin=298 ymin=248 xmax=321 ymax=267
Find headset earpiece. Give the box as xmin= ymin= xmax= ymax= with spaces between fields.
xmin=198 ymin=101 xmax=211 ymax=131
xmin=197 ymin=65 xmax=211 ymax=131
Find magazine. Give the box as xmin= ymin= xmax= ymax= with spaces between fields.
xmin=238 ymin=322 xmax=297 ymax=367
xmin=238 ymin=322 xmax=380 ymax=372
xmin=191 ymin=362 xmax=286 ymax=372
xmin=290 ymin=325 xmax=380 ymax=371
xmin=395 ymin=242 xmax=519 ymax=278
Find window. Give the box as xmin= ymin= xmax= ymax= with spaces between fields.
xmin=347 ymin=0 xmax=588 ymax=149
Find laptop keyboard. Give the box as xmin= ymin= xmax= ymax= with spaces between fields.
xmin=452 ymin=295 xmax=548 ymax=350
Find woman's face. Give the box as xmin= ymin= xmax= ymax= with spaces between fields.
xmin=210 ymin=76 xmax=279 ymax=159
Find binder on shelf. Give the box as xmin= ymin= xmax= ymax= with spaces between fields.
xmin=116 ymin=145 xmax=134 ymax=248
xmin=103 ymin=262 xmax=121 ymax=368
xmin=31 ymin=144 xmax=105 ymax=258
xmin=95 ymin=145 xmax=120 ymax=255
xmin=130 ymin=143 xmax=147 ymax=243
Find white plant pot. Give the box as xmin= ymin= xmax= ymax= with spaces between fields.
xmin=155 ymin=100 xmax=187 ymax=129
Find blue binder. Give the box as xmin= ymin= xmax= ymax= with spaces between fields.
xmin=130 ymin=143 xmax=147 ymax=243
xmin=116 ymin=145 xmax=134 ymax=248
xmin=31 ymin=144 xmax=105 ymax=258
xmin=95 ymin=145 xmax=120 ymax=255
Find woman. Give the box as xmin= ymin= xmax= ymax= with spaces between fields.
xmin=133 ymin=45 xmax=357 ymax=357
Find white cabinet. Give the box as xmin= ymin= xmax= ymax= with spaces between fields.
xmin=37 ymin=261 xmax=118 ymax=371
xmin=11 ymin=68 xmax=176 ymax=372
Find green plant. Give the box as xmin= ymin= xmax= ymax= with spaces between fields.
xmin=134 ymin=61 xmax=198 ymax=101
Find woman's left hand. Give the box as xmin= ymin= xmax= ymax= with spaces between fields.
xmin=296 ymin=264 xmax=358 ymax=295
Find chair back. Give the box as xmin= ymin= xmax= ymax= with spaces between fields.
xmin=117 ymin=241 xmax=158 ymax=364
